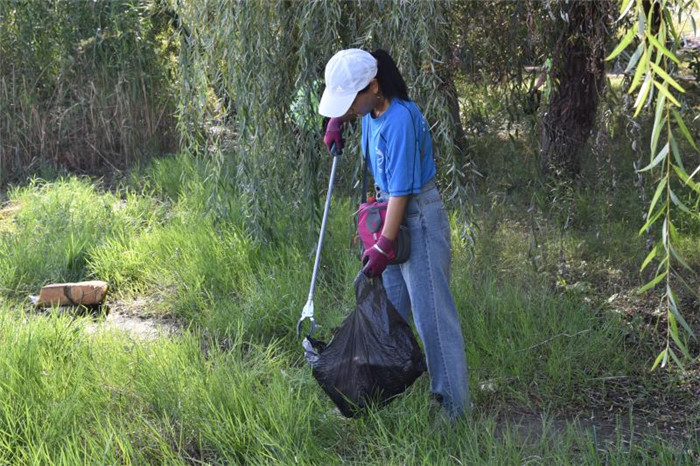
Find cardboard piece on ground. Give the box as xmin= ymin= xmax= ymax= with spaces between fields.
xmin=36 ymin=280 xmax=109 ymax=307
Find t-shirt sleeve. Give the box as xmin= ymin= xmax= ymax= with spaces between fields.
xmin=384 ymin=110 xmax=421 ymax=196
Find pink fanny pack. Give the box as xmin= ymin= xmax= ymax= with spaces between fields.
xmin=357 ymin=198 xmax=411 ymax=264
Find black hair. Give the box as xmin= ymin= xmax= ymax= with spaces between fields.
xmin=370 ymin=49 xmax=409 ymax=102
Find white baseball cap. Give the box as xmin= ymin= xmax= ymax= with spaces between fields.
xmin=318 ymin=49 xmax=378 ymax=118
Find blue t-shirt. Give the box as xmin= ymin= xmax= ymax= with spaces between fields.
xmin=361 ymin=99 xmax=436 ymax=196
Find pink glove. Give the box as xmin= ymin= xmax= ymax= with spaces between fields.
xmin=362 ymin=235 xmax=395 ymax=278
xmin=323 ymin=117 xmax=344 ymax=154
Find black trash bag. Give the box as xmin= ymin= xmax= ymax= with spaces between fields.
xmin=303 ymin=273 xmax=426 ymax=418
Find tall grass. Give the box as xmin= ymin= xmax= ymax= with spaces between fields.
xmin=0 ymin=1 xmax=176 ymax=184
xmin=0 ymin=306 xmax=696 ymax=464
xmin=0 ymin=146 xmax=698 ymax=462
xmin=0 ymin=177 xmax=163 ymax=296
xmin=0 ymin=313 xmax=327 ymax=464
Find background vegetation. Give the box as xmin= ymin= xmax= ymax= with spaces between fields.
xmin=1 ymin=0 xmax=699 ymax=463
xmin=0 ymin=0 xmax=176 ymax=184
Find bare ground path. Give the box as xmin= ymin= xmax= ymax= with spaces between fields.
xmin=83 ymin=297 xmax=181 ymax=340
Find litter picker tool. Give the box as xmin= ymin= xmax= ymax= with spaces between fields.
xmin=297 ymin=144 xmax=339 ymax=337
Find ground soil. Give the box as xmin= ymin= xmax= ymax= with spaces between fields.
xmin=84 ymin=297 xmax=181 ymax=340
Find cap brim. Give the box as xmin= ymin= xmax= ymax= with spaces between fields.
xmin=318 ymin=88 xmax=356 ymax=118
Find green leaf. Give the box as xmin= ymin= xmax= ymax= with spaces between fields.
xmin=668 ymin=347 xmax=684 ymax=368
xmin=670 ymin=188 xmax=691 ymax=214
xmin=629 ymin=49 xmax=649 ymax=94
xmin=651 ymin=348 xmax=667 ymax=371
xmin=669 ymin=311 xmax=679 ymax=343
xmin=638 ymin=207 xmax=665 ymax=235
xmin=650 ymin=103 xmax=666 ymax=154
xmin=689 ymin=164 xmax=700 ymax=182
xmin=672 ymin=109 xmax=699 ymax=152
xmin=670 ymin=132 xmax=684 ymax=171
xmin=653 ymin=80 xmax=681 ymax=107
xmin=673 ymin=163 xmax=693 ymax=186
xmin=671 ymin=333 xmax=692 ymax=359
xmin=649 ymin=61 xmax=685 ymax=93
xmin=647 ymin=33 xmax=681 ymax=64
xmin=664 ymin=8 xmax=679 ymax=39
xmin=655 ymin=255 xmax=669 ymax=275
xmin=667 ymin=285 xmax=679 ymax=312
xmin=641 ymin=241 xmax=660 ymax=272
xmin=656 ymin=24 xmax=667 ymax=66
xmin=670 ymin=219 xmax=682 ymax=244
xmin=637 ymin=5 xmax=646 ymax=37
xmin=673 ymin=164 xmax=700 ymax=194
xmin=670 ymin=243 xmax=695 ymax=274
xmin=625 ymin=42 xmax=645 ymax=75
xmin=651 ymin=94 xmax=666 ymax=156
xmin=638 ymin=270 xmax=668 ymax=293
xmin=633 ymin=73 xmax=652 ymax=116
xmin=668 ymin=219 xmax=680 ymax=244
xmin=668 ymin=285 xmax=696 ymax=337
xmin=637 ymin=142 xmax=669 ymax=172
xmin=618 ymin=0 xmax=635 ymax=21
xmin=606 ymin=27 xmax=637 ymax=61
xmin=647 ymin=179 xmax=666 ymax=221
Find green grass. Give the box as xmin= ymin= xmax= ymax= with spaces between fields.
xmin=0 ymin=177 xmax=164 ymax=296
xmin=0 ymin=137 xmax=698 ymax=462
xmin=0 ymin=307 xmax=696 ymax=464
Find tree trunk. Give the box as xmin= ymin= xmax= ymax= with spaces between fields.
xmin=443 ymin=73 xmax=469 ymax=158
xmin=436 ymin=44 xmax=469 ymax=166
xmin=540 ymin=1 xmax=611 ymax=179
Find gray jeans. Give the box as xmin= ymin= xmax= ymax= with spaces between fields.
xmin=377 ymin=181 xmax=471 ymax=417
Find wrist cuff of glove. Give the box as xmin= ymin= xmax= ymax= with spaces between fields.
xmin=374 ymin=235 xmax=394 ymax=257
xmin=327 ymin=117 xmax=343 ymax=131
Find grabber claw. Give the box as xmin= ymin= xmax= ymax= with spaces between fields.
xmin=296 ymin=316 xmax=317 ymax=338
xmin=297 ymin=298 xmax=317 ymax=337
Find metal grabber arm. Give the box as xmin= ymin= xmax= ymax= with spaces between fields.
xmin=297 ymin=144 xmax=339 ymax=337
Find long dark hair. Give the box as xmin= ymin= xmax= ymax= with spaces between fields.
xmin=371 ymin=49 xmax=409 ymax=102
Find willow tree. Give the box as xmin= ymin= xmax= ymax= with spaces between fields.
xmin=451 ymin=1 xmax=544 ymax=113
xmin=609 ymin=0 xmax=700 ymax=368
xmin=170 ymin=0 xmax=471 ymax=239
xmin=540 ymin=0 xmax=616 ymax=178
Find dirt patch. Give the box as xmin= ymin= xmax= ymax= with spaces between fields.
xmin=30 ymin=296 xmax=182 ymax=341
xmin=499 ymin=410 xmax=698 ymax=452
xmin=83 ymin=297 xmax=181 ymax=340
xmin=85 ymin=310 xmax=180 ymax=340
